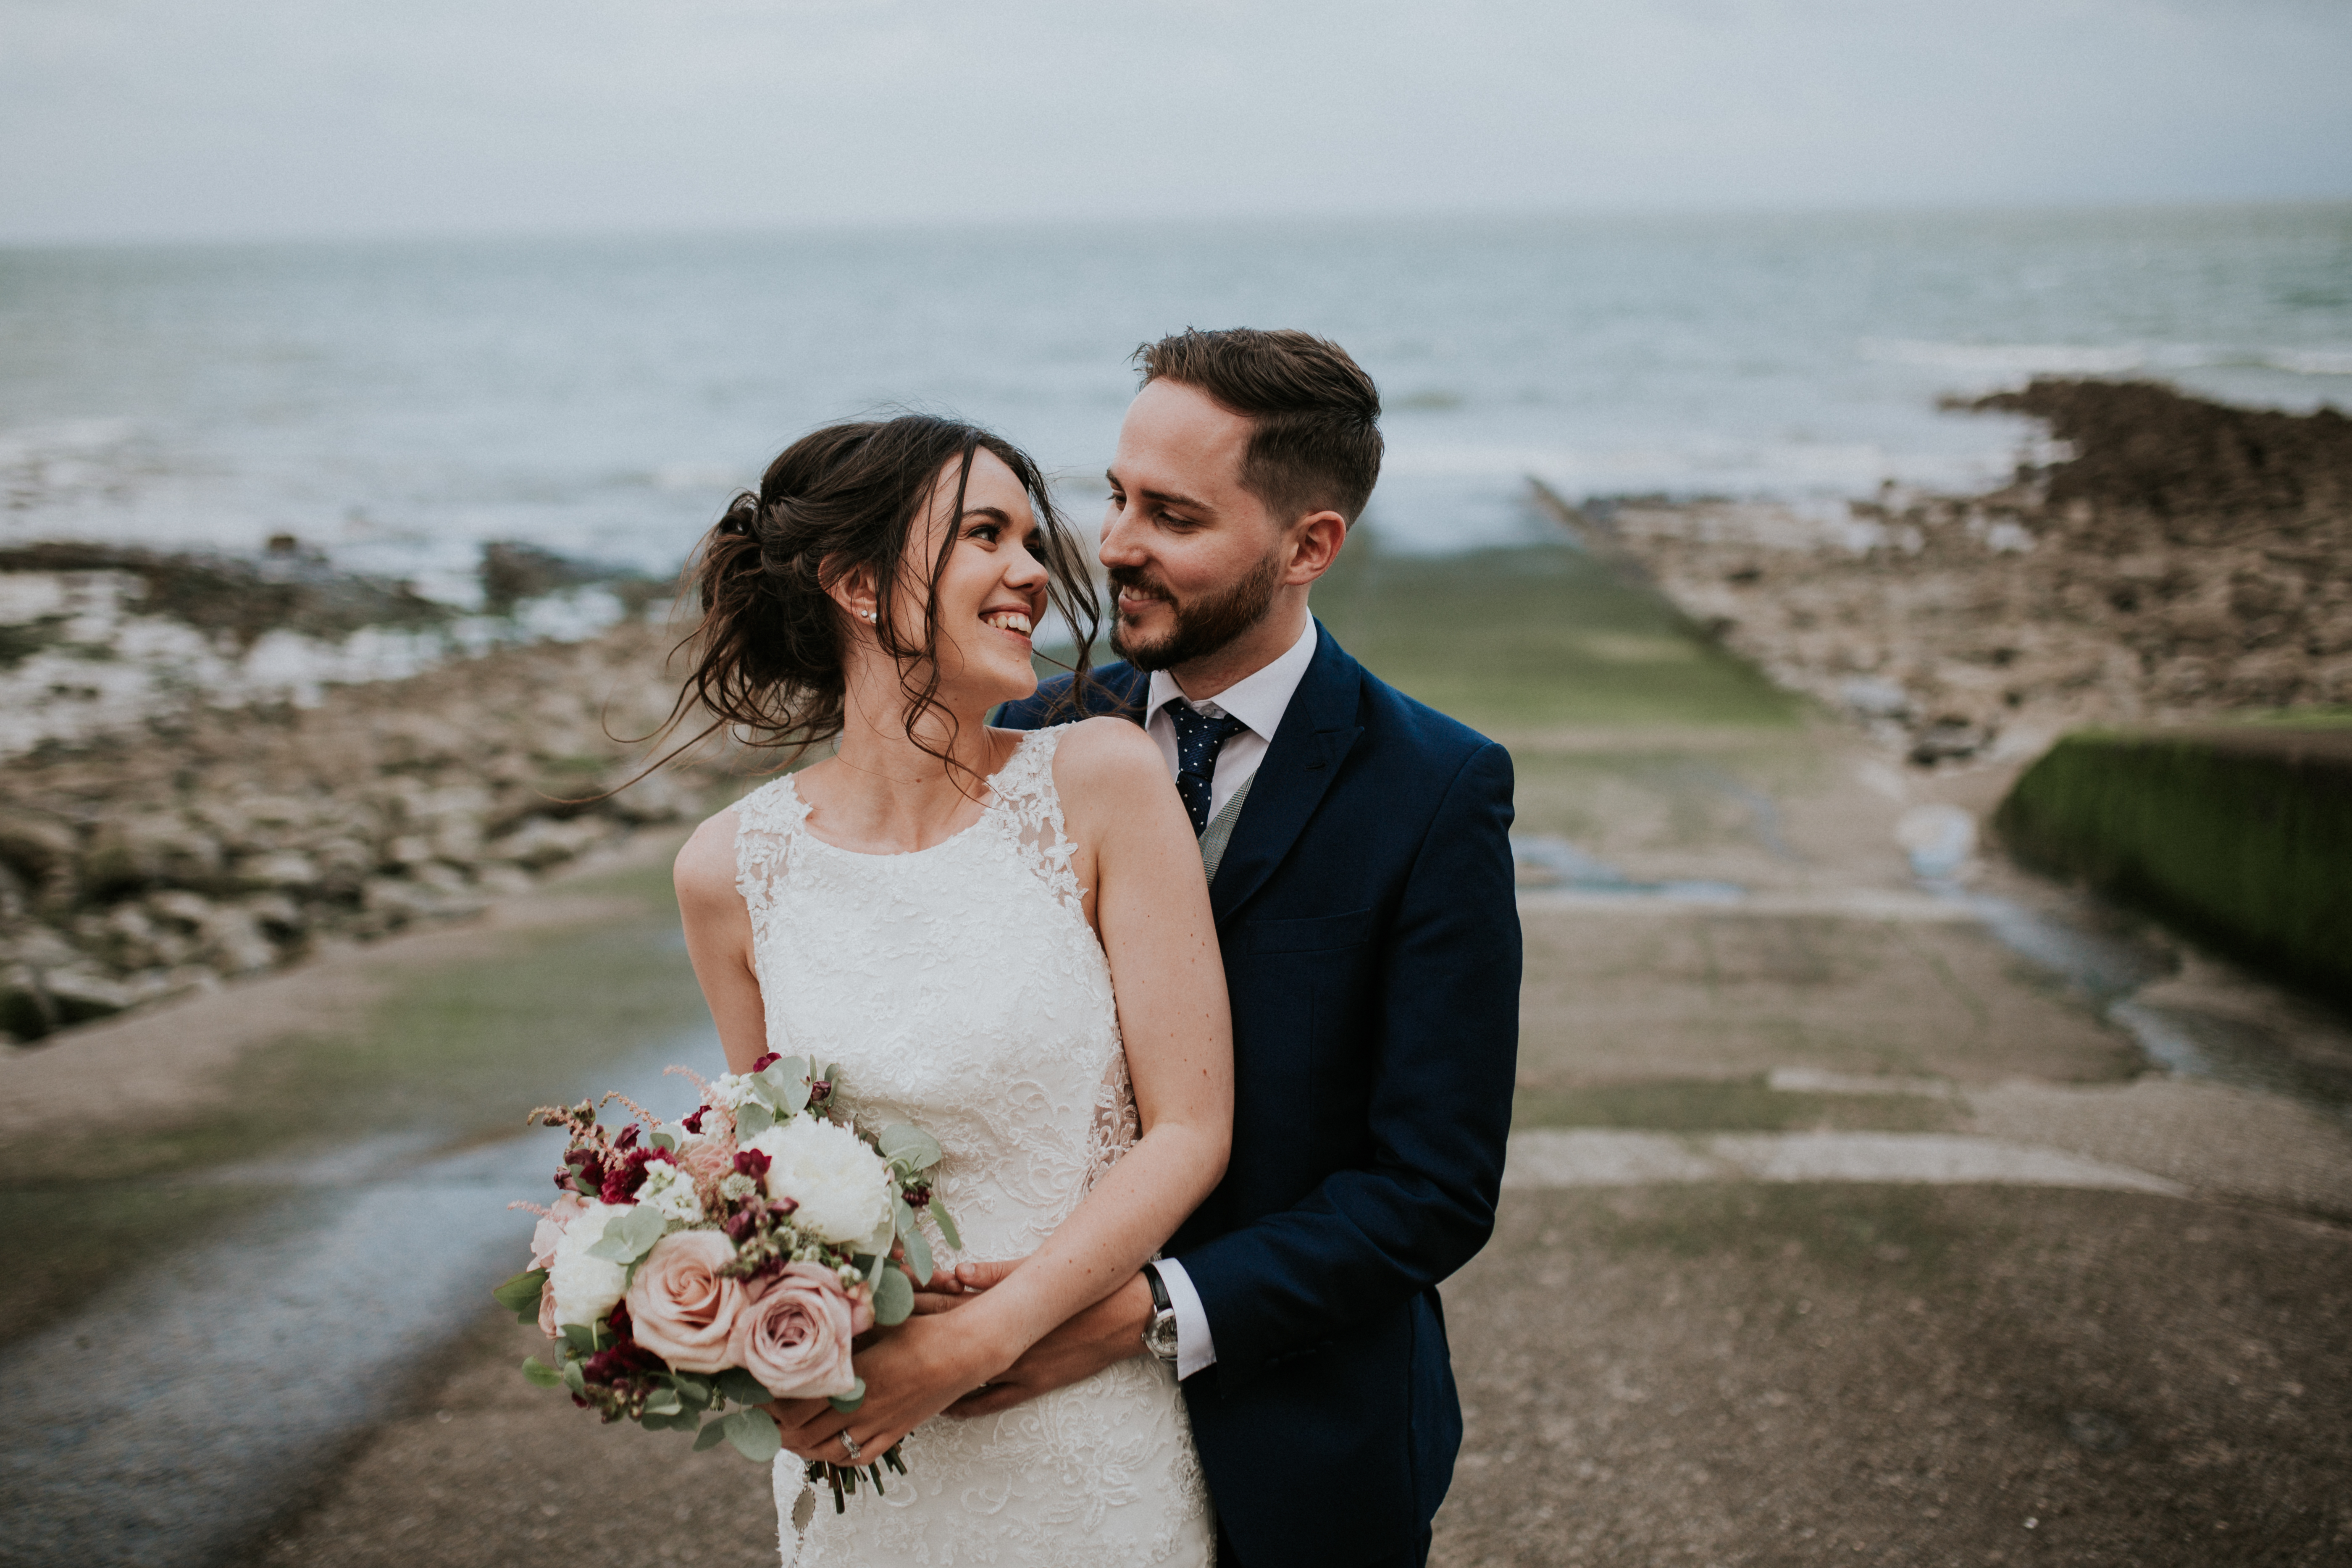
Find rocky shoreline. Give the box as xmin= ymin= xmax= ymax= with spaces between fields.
xmin=0 ymin=599 xmax=726 ymax=1044
xmin=1560 ymin=380 xmax=2352 ymax=765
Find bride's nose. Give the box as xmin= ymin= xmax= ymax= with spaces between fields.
xmin=1004 ymin=540 xmax=1049 ymax=591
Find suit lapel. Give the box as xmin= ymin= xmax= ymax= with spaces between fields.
xmin=1209 ymin=622 xmax=1365 ymax=927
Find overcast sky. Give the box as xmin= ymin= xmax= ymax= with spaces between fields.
xmin=4 ymin=0 xmax=2349 ymax=243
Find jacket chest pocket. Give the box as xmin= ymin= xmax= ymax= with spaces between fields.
xmin=1235 ymin=906 xmax=1375 ymax=956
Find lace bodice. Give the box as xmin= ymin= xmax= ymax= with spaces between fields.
xmin=735 ymin=725 xmax=1211 ymax=1567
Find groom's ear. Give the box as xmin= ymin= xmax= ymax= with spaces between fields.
xmin=1282 ymin=508 xmax=1348 ymax=587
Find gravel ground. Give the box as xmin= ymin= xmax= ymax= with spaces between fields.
xmin=238 ymin=1183 xmax=2352 ymax=1568
xmin=1432 ymin=1185 xmax=2352 ymax=1568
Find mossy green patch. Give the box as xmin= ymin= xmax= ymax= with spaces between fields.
xmin=1512 ymin=1078 xmax=1954 ymax=1133
xmin=1310 ymin=539 xmax=1800 ymax=732
xmin=1997 ymin=729 xmax=2352 ymax=1007
xmin=1563 ymin=1183 xmax=1969 ymax=1282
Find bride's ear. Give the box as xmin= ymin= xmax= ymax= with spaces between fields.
xmin=820 ymin=558 xmax=880 ymax=630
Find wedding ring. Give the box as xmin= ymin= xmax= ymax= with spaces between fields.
xmin=838 ymin=1432 xmax=864 ymax=1461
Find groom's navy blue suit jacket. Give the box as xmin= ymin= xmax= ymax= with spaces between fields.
xmin=1001 ymin=623 xmax=1520 ymax=1568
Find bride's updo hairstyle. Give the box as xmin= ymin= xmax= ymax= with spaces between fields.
xmin=667 ymin=414 xmax=1099 ymax=771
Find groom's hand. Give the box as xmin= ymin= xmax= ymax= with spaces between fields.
xmin=945 ymin=1270 xmax=1156 ymax=1419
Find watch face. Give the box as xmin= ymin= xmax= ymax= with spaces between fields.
xmin=1145 ymin=1311 xmax=1180 ymax=1361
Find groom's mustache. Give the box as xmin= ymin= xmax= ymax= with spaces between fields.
xmin=1107 ymin=567 xmax=1175 ymax=608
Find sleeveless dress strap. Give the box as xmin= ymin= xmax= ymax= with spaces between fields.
xmin=986 ymin=726 xmax=1086 ymax=916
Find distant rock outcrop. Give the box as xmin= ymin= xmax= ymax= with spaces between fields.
xmin=1587 ymin=380 xmax=2352 ymax=763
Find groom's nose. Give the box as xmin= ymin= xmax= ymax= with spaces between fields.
xmin=1098 ymin=499 xmax=1147 ymax=570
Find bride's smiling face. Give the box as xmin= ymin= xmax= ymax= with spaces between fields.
xmin=891 ymin=449 xmax=1052 ymax=709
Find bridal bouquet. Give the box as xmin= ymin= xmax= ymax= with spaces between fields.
xmin=493 ymin=1052 xmax=959 ymax=1508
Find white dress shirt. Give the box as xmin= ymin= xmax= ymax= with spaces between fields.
xmin=1139 ymin=615 xmax=1317 ymax=1379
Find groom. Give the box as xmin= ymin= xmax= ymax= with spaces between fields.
xmin=982 ymin=327 xmax=1521 ymax=1567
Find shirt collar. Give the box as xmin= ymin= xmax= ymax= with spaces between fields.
xmin=1145 ymin=616 xmax=1319 ymax=742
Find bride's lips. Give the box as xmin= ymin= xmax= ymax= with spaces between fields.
xmin=980 ymin=606 xmax=1035 ymax=643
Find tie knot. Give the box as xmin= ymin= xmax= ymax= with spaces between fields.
xmin=1165 ymin=699 xmax=1248 ymax=748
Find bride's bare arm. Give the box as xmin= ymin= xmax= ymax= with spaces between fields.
xmin=945 ymin=716 xmax=1235 ymax=1346
xmin=673 ymin=807 xmax=771 ymax=1073
xmin=773 ymin=717 xmax=1232 ymax=1460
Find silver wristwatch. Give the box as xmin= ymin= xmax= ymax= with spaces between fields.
xmin=1141 ymin=1263 xmax=1180 ymax=1364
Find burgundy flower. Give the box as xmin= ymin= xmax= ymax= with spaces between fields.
xmin=681 ymin=1107 xmax=707 ymax=1135
xmin=595 ymin=1146 xmax=678 ymax=1205
xmin=751 ymin=1051 xmax=781 ymax=1073
xmin=613 ymin=1123 xmax=641 ymax=1152
xmin=733 ymin=1148 xmax=771 ymax=1179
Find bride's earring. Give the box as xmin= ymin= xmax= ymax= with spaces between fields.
xmin=860 ymin=609 xmax=876 ymax=623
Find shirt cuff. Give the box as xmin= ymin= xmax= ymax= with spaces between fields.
xmin=1154 ymin=1258 xmax=1217 ymax=1380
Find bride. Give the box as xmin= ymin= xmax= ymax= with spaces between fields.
xmin=668 ymin=415 xmax=1229 ymax=1565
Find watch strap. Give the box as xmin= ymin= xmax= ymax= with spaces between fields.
xmin=1142 ymin=1261 xmax=1172 ymax=1314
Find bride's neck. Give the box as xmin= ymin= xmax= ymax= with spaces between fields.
xmin=809 ymin=667 xmax=1004 ymax=850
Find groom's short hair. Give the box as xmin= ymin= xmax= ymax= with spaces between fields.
xmin=1134 ymin=328 xmax=1383 ymax=526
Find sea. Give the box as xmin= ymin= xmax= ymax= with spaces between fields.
xmin=3 ymin=203 xmax=2348 ymax=603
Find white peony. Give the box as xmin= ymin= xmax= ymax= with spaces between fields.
xmin=634 ymin=1160 xmax=704 ymax=1224
xmin=547 ymin=1199 xmax=630 ymax=1327
xmin=745 ymin=1117 xmax=894 ymax=1245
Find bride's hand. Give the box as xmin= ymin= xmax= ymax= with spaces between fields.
xmin=769 ymin=1309 xmax=1007 ymax=1465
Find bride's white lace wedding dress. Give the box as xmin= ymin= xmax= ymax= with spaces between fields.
xmin=734 ymin=725 xmax=1214 ymax=1568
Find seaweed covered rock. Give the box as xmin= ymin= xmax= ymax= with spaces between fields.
xmin=1603 ymin=380 xmax=2352 ymax=761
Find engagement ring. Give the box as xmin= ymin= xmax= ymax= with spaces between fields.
xmin=839 ymin=1432 xmax=864 ymax=1461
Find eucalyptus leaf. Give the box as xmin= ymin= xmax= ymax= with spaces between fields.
xmin=673 ymin=1374 xmax=714 ymax=1407
xmin=927 ymin=1197 xmax=962 ymax=1252
xmin=520 ymin=1356 xmax=563 ymax=1389
xmin=735 ymin=1099 xmax=775 ymax=1139
xmin=724 ymin=1407 xmax=783 ymax=1464
xmin=560 ymin=1323 xmax=597 ymax=1357
xmin=762 ymin=1056 xmax=812 ymax=1116
xmin=589 ymin=1204 xmax=667 ymax=1263
xmin=644 ymin=1387 xmax=683 ymax=1416
xmin=491 ymin=1268 xmax=548 ymax=1323
xmin=562 ymin=1360 xmax=587 ymax=1396
xmin=692 ymin=1418 xmax=731 ymax=1452
xmin=872 ymin=1265 xmax=914 ymax=1326
xmin=649 ymin=1129 xmax=678 ymax=1153
xmin=715 ymin=1367 xmax=775 ymax=1407
xmin=894 ymin=1200 xmax=934 ymax=1287
xmin=827 ymin=1376 xmax=867 ymax=1413
xmin=876 ymin=1124 xmax=943 ymax=1171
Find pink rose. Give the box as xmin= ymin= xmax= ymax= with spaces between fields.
xmin=538 ymin=1276 xmax=560 ymax=1338
xmin=623 ymin=1230 xmax=749 ymax=1374
xmin=677 ymin=1132 xmax=737 ymax=1198
xmin=530 ymin=1192 xmax=591 ymax=1271
xmin=728 ymin=1263 xmax=873 ymax=1399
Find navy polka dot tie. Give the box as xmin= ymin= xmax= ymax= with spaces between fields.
xmin=1164 ymin=699 xmax=1250 ymax=836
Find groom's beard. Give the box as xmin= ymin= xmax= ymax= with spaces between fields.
xmin=1108 ymin=548 xmax=1285 ymax=672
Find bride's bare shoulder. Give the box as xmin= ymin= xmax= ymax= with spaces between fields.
xmin=673 ymin=804 xmax=743 ymax=908
xmin=1044 ymin=716 xmax=1164 ymax=794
